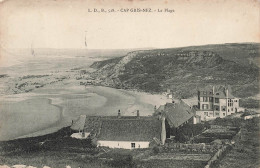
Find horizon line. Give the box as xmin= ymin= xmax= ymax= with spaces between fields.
xmin=4 ymin=42 xmax=260 ymax=50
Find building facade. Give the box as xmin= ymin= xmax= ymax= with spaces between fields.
xmin=96 ymin=111 xmax=166 ymax=149
xmin=195 ymin=85 xmax=240 ymax=121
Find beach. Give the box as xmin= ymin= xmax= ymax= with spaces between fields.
xmin=0 ymin=81 xmax=172 ymax=140
xmin=0 ymin=50 xmax=173 ymax=141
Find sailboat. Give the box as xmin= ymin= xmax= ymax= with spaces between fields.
xmin=31 ymin=43 xmax=35 ymax=57
xmin=85 ymin=31 xmax=87 ymax=48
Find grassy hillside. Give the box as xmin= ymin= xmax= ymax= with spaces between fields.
xmin=90 ymin=43 xmax=259 ymax=99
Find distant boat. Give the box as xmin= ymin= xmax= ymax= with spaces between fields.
xmin=31 ymin=43 xmax=35 ymax=57
xmin=85 ymin=31 xmax=87 ymax=48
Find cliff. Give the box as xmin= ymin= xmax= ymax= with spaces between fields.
xmin=90 ymin=43 xmax=259 ymax=98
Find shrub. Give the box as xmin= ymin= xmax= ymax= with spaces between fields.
xmin=110 ymin=153 xmax=135 ymax=168
xmin=152 ymin=146 xmax=160 ymax=154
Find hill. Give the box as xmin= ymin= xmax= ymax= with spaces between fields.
xmin=90 ymin=43 xmax=259 ymax=98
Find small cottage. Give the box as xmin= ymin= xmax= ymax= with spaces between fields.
xmin=96 ymin=111 xmax=166 ymax=149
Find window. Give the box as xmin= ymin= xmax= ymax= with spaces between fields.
xmin=202 ymin=104 xmax=208 ymax=110
xmin=222 ymin=106 xmax=226 ymax=111
xmin=231 ymin=108 xmax=233 ymax=111
xmin=209 ymin=97 xmax=213 ymax=102
xmin=131 ymin=143 xmax=135 ymax=149
xmin=204 ymin=112 xmax=208 ymax=116
xmin=223 ymin=113 xmax=226 ymax=116
xmin=215 ymin=112 xmax=220 ymax=116
xmin=216 ymin=93 xmax=219 ymax=95
xmin=215 ymin=98 xmax=219 ymax=103
xmin=203 ymin=97 xmax=208 ymax=102
xmin=228 ymin=99 xmax=233 ymax=107
xmin=214 ymin=105 xmax=219 ymax=111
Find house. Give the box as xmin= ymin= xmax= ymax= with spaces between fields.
xmin=164 ymin=102 xmax=196 ymax=128
xmin=195 ymin=85 xmax=241 ymax=121
xmin=96 ymin=110 xmax=166 ymax=149
xmin=156 ymin=101 xmax=201 ymax=138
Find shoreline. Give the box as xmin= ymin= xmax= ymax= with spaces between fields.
xmin=1 ymin=84 xmax=173 ymax=141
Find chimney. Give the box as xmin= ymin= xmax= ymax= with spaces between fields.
xmin=161 ymin=116 xmax=166 ymax=145
xmin=118 ymin=109 xmax=121 ymax=118
xmin=137 ymin=110 xmax=140 ymax=118
xmin=82 ymin=128 xmax=85 ymax=138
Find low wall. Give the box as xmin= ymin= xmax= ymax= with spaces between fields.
xmin=164 ymin=143 xmax=222 ymax=153
xmin=204 ymin=145 xmax=232 ymax=168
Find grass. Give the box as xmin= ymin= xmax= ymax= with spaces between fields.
xmin=211 ymin=117 xmax=260 ymax=168
xmin=239 ymin=98 xmax=259 ymax=109
xmin=0 ymin=127 xmax=107 ymax=168
xmin=136 ymin=160 xmax=207 ymax=168
xmin=90 ymin=43 xmax=259 ymax=99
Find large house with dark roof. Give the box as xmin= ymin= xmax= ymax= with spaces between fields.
xmin=96 ymin=110 xmax=166 ymax=149
xmin=195 ymin=85 xmax=241 ymax=121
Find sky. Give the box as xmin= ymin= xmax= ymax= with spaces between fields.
xmin=0 ymin=0 xmax=259 ymax=49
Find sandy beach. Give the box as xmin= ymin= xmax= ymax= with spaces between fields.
xmin=0 ymin=51 xmax=174 ymax=141
xmin=0 ymin=81 xmax=172 ymax=140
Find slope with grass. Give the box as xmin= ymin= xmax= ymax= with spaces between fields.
xmin=90 ymin=43 xmax=259 ymax=99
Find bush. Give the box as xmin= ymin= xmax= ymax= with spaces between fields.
xmin=173 ymin=123 xmax=206 ymax=142
xmin=152 ymin=146 xmax=160 ymax=154
xmin=175 ymin=132 xmax=189 ymax=143
xmin=110 ymin=153 xmax=135 ymax=168
xmin=240 ymin=98 xmax=259 ymax=109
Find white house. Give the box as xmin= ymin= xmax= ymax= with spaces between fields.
xmin=195 ymin=85 xmax=242 ymax=121
xmin=96 ymin=111 xmax=166 ymax=149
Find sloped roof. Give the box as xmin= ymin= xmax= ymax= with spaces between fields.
xmin=214 ymin=85 xmax=235 ymax=99
xmin=157 ymin=105 xmax=165 ymax=112
xmin=198 ymin=85 xmax=235 ymax=99
xmin=164 ymin=101 xmax=194 ymax=128
xmin=97 ymin=118 xmax=161 ymax=141
xmin=71 ymin=115 xmax=86 ymax=131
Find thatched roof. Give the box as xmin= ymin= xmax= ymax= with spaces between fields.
xmin=97 ymin=117 xmax=161 ymax=141
xmin=164 ymin=101 xmax=194 ymax=128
